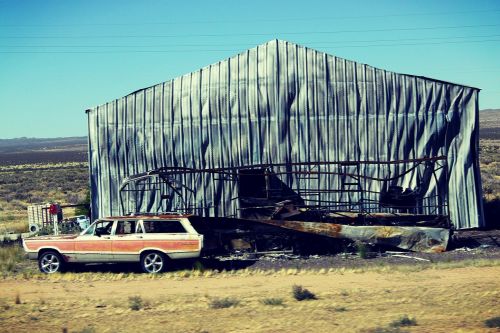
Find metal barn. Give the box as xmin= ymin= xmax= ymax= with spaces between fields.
xmin=86 ymin=39 xmax=484 ymax=230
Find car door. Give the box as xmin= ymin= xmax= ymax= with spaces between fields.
xmin=110 ymin=219 xmax=143 ymax=262
xmin=74 ymin=220 xmax=114 ymax=262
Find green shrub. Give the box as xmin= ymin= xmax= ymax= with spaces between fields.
xmin=128 ymin=296 xmax=143 ymax=311
xmin=389 ymin=315 xmax=417 ymax=327
xmin=356 ymin=241 xmax=369 ymax=259
xmin=334 ymin=306 xmax=347 ymax=312
xmin=261 ymin=298 xmax=284 ymax=306
xmin=361 ymin=327 xmax=406 ymax=333
xmin=74 ymin=189 xmax=90 ymax=216
xmin=292 ymin=285 xmax=317 ymax=301
xmin=484 ymin=316 xmax=500 ymax=328
xmin=192 ymin=260 xmax=205 ymax=272
xmin=209 ymin=297 xmax=240 ymax=309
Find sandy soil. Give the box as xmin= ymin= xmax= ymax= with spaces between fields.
xmin=0 ymin=265 xmax=499 ymax=333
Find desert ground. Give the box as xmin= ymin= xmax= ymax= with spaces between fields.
xmin=0 ymin=262 xmax=499 ymax=333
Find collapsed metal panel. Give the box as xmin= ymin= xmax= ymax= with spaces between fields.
xmin=254 ymin=219 xmax=450 ymax=253
xmin=86 ymin=39 xmax=484 ymax=229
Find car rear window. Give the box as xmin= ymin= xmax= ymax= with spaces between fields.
xmin=142 ymin=220 xmax=186 ymax=233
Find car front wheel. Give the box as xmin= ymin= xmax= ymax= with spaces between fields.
xmin=141 ymin=252 xmax=166 ymax=274
xmin=38 ymin=251 xmax=64 ymax=274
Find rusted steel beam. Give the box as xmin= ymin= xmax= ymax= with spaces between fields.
xmin=148 ymin=156 xmax=447 ymax=175
xmin=123 ymin=157 xmax=446 ymax=183
xmin=251 ymin=219 xmax=450 ymax=253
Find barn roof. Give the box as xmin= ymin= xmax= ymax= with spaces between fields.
xmin=86 ymin=39 xmax=478 ymax=113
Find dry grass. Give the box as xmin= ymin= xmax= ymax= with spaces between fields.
xmin=260 ymin=297 xmax=285 ymax=306
xmin=0 ymin=218 xmax=27 ymax=234
xmin=0 ymin=246 xmax=25 ymax=274
xmin=479 ymin=139 xmax=500 ymax=228
xmin=209 ymin=297 xmax=240 ymax=309
xmin=1 ymin=254 xmax=499 ymax=281
xmin=0 ymin=162 xmax=88 ymax=235
xmin=0 ymin=162 xmax=88 ymax=209
xmin=0 ymin=264 xmax=498 ymax=333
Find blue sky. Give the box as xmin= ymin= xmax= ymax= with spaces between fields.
xmin=0 ymin=0 xmax=499 ymax=139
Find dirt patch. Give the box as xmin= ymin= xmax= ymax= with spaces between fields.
xmin=0 ymin=265 xmax=499 ymax=333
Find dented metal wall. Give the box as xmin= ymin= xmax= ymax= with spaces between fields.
xmin=86 ymin=39 xmax=484 ymax=229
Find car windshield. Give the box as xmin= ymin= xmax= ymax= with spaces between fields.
xmin=81 ymin=222 xmax=96 ymax=235
xmin=81 ymin=220 xmax=113 ymax=236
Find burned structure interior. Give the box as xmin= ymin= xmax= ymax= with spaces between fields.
xmin=87 ymin=40 xmax=484 ymax=252
xmin=119 ymin=157 xmax=450 ymax=226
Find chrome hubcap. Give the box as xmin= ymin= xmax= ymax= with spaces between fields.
xmin=41 ymin=254 xmax=60 ymax=273
xmin=144 ymin=253 xmax=163 ymax=273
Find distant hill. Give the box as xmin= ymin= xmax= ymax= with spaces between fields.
xmin=480 ymin=109 xmax=500 ymax=140
xmin=0 ymin=137 xmax=87 ymax=154
xmin=0 ymin=137 xmax=88 ymax=165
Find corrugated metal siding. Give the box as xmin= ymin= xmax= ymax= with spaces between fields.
xmin=87 ymin=39 xmax=484 ymax=229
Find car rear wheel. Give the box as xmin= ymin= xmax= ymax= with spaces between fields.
xmin=141 ymin=252 xmax=166 ymax=274
xmin=38 ymin=251 xmax=64 ymax=274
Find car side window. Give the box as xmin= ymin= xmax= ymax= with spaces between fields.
xmin=115 ymin=220 xmax=137 ymax=235
xmin=94 ymin=220 xmax=113 ymax=236
xmin=143 ymin=220 xmax=186 ymax=233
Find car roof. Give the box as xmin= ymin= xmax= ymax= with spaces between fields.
xmin=100 ymin=214 xmax=192 ymax=220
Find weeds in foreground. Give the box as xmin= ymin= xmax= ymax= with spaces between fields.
xmin=0 ymin=246 xmax=24 ymax=273
xmin=261 ymin=297 xmax=284 ymax=306
xmin=356 ymin=241 xmax=369 ymax=259
xmin=389 ymin=315 xmax=417 ymax=327
xmin=128 ymin=296 xmax=143 ymax=311
xmin=209 ymin=297 xmax=240 ymax=309
xmin=1 ymin=256 xmax=499 ymax=281
xmin=0 ymin=300 xmax=10 ymax=310
xmin=484 ymin=316 xmax=500 ymax=328
xmin=0 ymin=220 xmax=28 ymax=234
xmin=292 ymin=285 xmax=317 ymax=301
xmin=361 ymin=327 xmax=407 ymax=333
xmin=361 ymin=315 xmax=416 ymax=333
xmin=192 ymin=260 xmax=205 ymax=272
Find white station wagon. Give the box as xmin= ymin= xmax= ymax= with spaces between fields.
xmin=23 ymin=214 xmax=203 ymax=274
